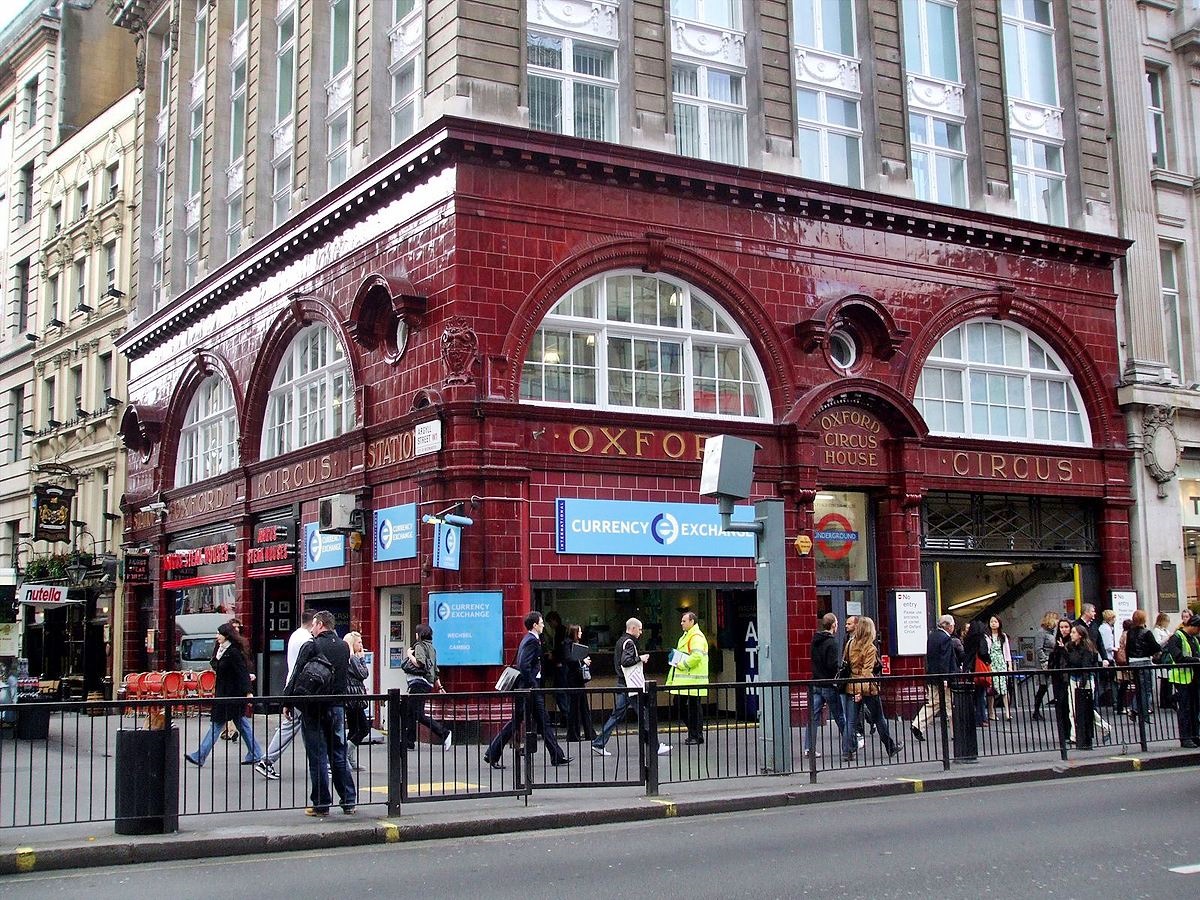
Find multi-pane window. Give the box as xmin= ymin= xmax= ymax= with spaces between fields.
xmin=105 ymin=161 xmax=120 ymax=200
xmin=74 ymin=258 xmax=87 ymax=311
xmin=19 ymin=162 xmax=34 ymax=222
xmin=185 ymin=228 xmax=200 ymax=288
xmin=230 ymin=60 xmax=247 ymax=164
xmin=262 ymin=325 xmax=356 ymax=459
xmin=7 ymin=388 xmax=25 ymax=461
xmin=1160 ymin=245 xmax=1185 ymax=380
xmin=23 ymin=77 xmax=38 ymax=131
xmin=527 ymin=33 xmax=617 ymax=142
xmin=187 ymin=104 xmax=203 ymax=200
xmin=521 ymin=272 xmax=769 ymax=420
xmin=176 ymin=376 xmax=239 ymax=486
xmin=96 ymin=353 xmax=112 ymax=408
xmin=903 ymin=0 xmax=959 ymax=82
xmin=1145 ymin=69 xmax=1168 ymax=170
xmin=273 ymin=3 xmax=297 ymax=226
xmin=390 ymin=0 xmax=422 ymax=144
xmin=672 ymin=63 xmax=746 ymax=165
xmin=792 ymin=0 xmax=856 ymax=55
xmin=909 ymin=114 xmax=966 ymax=206
xmin=45 ymin=273 xmax=58 ymax=325
xmin=227 ymin=192 xmax=243 ymax=258
xmin=193 ymin=5 xmax=207 ymax=74
xmin=330 ymin=0 xmax=352 ymax=76
xmin=76 ymin=182 xmax=89 ymax=219
xmin=1001 ymin=0 xmax=1057 ymax=106
xmin=43 ymin=376 xmax=55 ymax=424
xmin=795 ymin=87 xmax=862 ymax=187
xmin=915 ymin=319 xmax=1088 ymax=445
xmin=671 ymin=0 xmax=738 ymax=29
xmin=1011 ymin=135 xmax=1065 ymax=226
xmin=70 ymin=365 xmax=83 ymax=415
xmin=16 ymin=261 xmax=31 ymax=333
xmin=50 ymin=201 xmax=62 ymax=234
xmin=104 ymin=240 xmax=117 ymax=289
xmin=273 ymin=157 xmax=293 ymax=228
xmin=326 ymin=0 xmax=354 ymax=187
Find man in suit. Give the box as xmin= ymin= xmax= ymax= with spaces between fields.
xmin=485 ymin=611 xmax=571 ymax=768
xmin=910 ymin=614 xmax=960 ymax=743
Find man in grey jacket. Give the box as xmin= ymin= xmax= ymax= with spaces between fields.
xmin=591 ymin=618 xmax=670 ymax=757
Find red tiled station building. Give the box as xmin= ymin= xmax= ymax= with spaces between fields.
xmin=117 ymin=120 xmax=1131 ymax=698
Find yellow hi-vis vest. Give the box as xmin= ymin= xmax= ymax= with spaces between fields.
xmin=1167 ymin=630 xmax=1197 ymax=686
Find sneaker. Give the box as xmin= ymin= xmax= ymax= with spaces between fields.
xmin=342 ymin=805 xmax=357 ymax=815
xmin=591 ymin=744 xmax=612 ymax=757
xmin=305 ymin=807 xmax=329 ymax=817
xmin=443 ymin=733 xmax=453 ymax=752
xmin=804 ymin=749 xmax=822 ymax=758
xmin=656 ymin=742 xmax=671 ymax=755
xmin=254 ymin=760 xmax=280 ymax=780
xmin=856 ymin=734 xmax=865 ymax=750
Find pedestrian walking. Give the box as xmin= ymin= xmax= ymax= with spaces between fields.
xmin=1126 ymin=609 xmax=1159 ymax=720
xmin=592 ymin=618 xmax=671 ymax=758
xmin=562 ymin=624 xmax=596 ymax=743
xmin=985 ymin=616 xmax=1013 ymax=723
xmin=963 ymin=620 xmax=990 ymax=727
xmin=1097 ymin=609 xmax=1118 ymax=707
xmin=284 ymin=610 xmax=357 ymax=816
xmin=1152 ymin=612 xmax=1174 ymax=710
xmin=667 ymin=611 xmax=709 ymax=745
xmin=1031 ymin=611 xmax=1059 ymax=721
xmin=485 ymin=611 xmax=571 ymax=768
xmin=185 ymin=622 xmax=264 ymax=768
xmin=1052 ymin=623 xmax=1111 ymax=746
xmin=910 ymin=614 xmax=959 ymax=743
xmin=806 ymin=613 xmax=847 ymax=758
xmin=343 ymin=631 xmax=371 ymax=747
xmin=256 ymin=610 xmax=315 ymax=780
xmin=402 ymin=623 xmax=452 ymax=751
xmin=840 ymin=616 xmax=900 ymax=762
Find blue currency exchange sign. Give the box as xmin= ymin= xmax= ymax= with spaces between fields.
xmin=429 ymin=591 xmax=503 ymax=665
xmin=555 ymin=498 xmax=755 ymax=557
xmin=433 ymin=522 xmax=461 ymax=570
xmin=374 ymin=503 xmax=417 ymax=561
xmin=303 ymin=523 xmax=345 ymax=571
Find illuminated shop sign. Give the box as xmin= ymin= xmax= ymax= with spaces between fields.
xmin=556 ymin=498 xmax=755 ymax=557
xmin=302 ymin=522 xmax=345 ymax=571
xmin=374 ymin=503 xmax=417 ymax=561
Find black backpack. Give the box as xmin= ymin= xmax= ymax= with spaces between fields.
xmin=289 ymin=652 xmax=335 ymax=697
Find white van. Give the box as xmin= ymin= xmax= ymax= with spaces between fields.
xmin=175 ymin=613 xmax=233 ymax=671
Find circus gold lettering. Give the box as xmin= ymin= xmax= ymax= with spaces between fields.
xmin=663 ymin=432 xmax=686 ymax=459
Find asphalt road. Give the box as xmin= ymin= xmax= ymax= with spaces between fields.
xmin=4 ymin=770 xmax=1199 ymax=899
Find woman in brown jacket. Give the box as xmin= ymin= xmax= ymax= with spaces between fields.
xmin=840 ymin=616 xmax=901 ymax=762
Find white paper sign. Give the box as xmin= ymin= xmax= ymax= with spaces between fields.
xmin=893 ymin=590 xmax=929 ymax=656
xmin=1110 ymin=590 xmax=1138 ymax=628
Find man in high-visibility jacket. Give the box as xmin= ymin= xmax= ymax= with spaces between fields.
xmin=667 ymin=611 xmax=709 ymax=745
xmin=1163 ymin=614 xmax=1200 ymax=748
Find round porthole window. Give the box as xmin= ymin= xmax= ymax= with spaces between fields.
xmin=828 ymin=329 xmax=858 ymax=371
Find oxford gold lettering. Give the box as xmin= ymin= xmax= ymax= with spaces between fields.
xmin=600 ymin=428 xmax=628 ymax=455
xmin=663 ymin=432 xmax=686 ymax=459
xmin=635 ymin=430 xmax=652 ymax=457
xmin=568 ymin=426 xmax=594 ymax=453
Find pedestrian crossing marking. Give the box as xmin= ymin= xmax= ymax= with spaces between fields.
xmin=1169 ymin=863 xmax=1200 ymax=874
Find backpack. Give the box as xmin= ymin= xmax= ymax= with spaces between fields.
xmin=289 ymin=652 xmax=335 ymax=697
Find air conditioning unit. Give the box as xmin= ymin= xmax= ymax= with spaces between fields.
xmin=318 ymin=493 xmax=357 ymax=533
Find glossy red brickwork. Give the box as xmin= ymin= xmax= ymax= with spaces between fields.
xmin=118 ymin=121 xmax=1131 ymax=686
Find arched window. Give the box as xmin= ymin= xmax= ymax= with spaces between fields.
xmin=521 ymin=271 xmax=769 ymax=420
xmin=176 ymin=375 xmax=239 ymax=486
xmin=914 ymin=319 xmax=1089 ymax=445
xmin=261 ymin=324 xmax=355 ymax=459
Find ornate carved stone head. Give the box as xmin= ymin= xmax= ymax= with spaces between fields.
xmin=440 ymin=317 xmax=478 ymax=385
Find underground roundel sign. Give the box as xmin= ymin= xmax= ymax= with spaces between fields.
xmin=814 ymin=513 xmax=860 ymax=560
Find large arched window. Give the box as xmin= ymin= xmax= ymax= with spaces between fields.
xmin=914 ymin=319 xmax=1089 ymax=445
xmin=176 ymin=375 xmax=239 ymax=486
xmin=261 ymin=324 xmax=355 ymax=459
xmin=520 ymin=271 xmax=770 ymax=420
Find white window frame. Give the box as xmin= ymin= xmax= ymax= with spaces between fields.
xmin=184 ymin=226 xmax=200 ymax=288
xmin=73 ymin=258 xmax=87 ymax=311
xmin=261 ymin=325 xmax=356 ymax=460
xmin=104 ymin=240 xmax=117 ymax=289
xmin=1160 ymin=244 xmax=1185 ymax=381
xmin=902 ymin=0 xmax=960 ymax=82
xmin=226 ymin=191 xmax=243 ymax=258
xmin=106 ymin=161 xmax=120 ymax=201
xmin=791 ymin=0 xmax=857 ymax=56
xmin=326 ymin=1 xmax=354 ymax=187
xmin=272 ymin=156 xmax=293 ymax=228
xmin=76 ymin=182 xmax=89 ymax=220
xmin=670 ymin=0 xmax=740 ymax=30
xmin=1145 ymin=68 xmax=1169 ymax=170
xmin=520 ymin=270 xmax=770 ymax=422
xmin=526 ymin=31 xmax=618 ymax=142
xmin=176 ymin=375 xmax=240 ymax=487
xmin=46 ymin=273 xmax=59 ymax=324
xmin=23 ymin=77 xmax=38 ymax=131
xmin=1010 ymin=134 xmax=1065 ymax=226
xmin=193 ymin=4 xmax=208 ymax=75
xmin=795 ymin=86 xmax=863 ymax=187
xmin=187 ymin=103 xmax=203 ymax=200
xmin=914 ymin=318 xmax=1090 ymax=446
xmin=909 ymin=112 xmax=967 ymax=206
xmin=229 ymin=58 xmax=247 ymax=166
xmin=672 ymin=61 xmax=747 ymax=166
xmin=1001 ymin=0 xmax=1058 ymax=107
xmin=273 ymin=3 xmax=298 ymax=226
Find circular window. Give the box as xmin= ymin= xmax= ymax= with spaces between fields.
xmin=828 ymin=329 xmax=858 ymax=371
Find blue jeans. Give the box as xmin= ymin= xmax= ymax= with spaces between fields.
xmin=805 ymin=686 xmax=846 ymax=753
xmin=842 ymin=694 xmax=896 ymax=756
xmin=593 ymin=691 xmax=649 ymax=750
xmin=1131 ymin=661 xmax=1154 ymax=716
xmin=192 ymin=715 xmax=263 ymax=764
xmin=300 ymin=704 xmax=357 ymax=810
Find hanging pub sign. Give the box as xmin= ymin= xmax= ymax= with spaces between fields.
xmin=33 ymin=484 xmax=75 ymax=543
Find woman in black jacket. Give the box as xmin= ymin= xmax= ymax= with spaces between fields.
xmin=1126 ymin=609 xmax=1159 ymax=720
xmin=562 ymin=624 xmax=596 ymax=743
xmin=1051 ymin=623 xmax=1111 ymax=746
xmin=186 ymin=622 xmax=264 ymax=766
xmin=962 ymin=620 xmax=990 ymax=727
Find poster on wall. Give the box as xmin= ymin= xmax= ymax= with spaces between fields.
xmin=428 ymin=591 xmax=503 ymax=666
xmin=889 ymin=589 xmax=928 ymax=656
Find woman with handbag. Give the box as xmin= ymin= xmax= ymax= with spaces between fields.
xmin=343 ymin=631 xmax=372 ymax=747
xmin=402 ymin=623 xmax=452 ymax=752
xmin=839 ymin=617 xmax=900 ymax=763
xmin=985 ymin=616 xmax=1013 ymax=723
xmin=1031 ymin=612 xmax=1059 ymax=721
xmin=963 ymin=620 xmax=990 ymax=727
xmin=562 ymin=624 xmax=596 ymax=743
xmin=185 ymin=622 xmax=264 ymax=767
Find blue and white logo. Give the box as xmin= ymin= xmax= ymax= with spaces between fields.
xmin=303 ymin=523 xmax=345 ymax=571
xmin=556 ymin=499 xmax=755 ymax=558
xmin=433 ymin=522 xmax=461 ymax=571
xmin=429 ymin=591 xmax=503 ymax=666
xmin=374 ymin=503 xmax=417 ymax=562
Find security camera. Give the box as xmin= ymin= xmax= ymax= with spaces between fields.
xmin=140 ymin=501 xmax=168 ymax=514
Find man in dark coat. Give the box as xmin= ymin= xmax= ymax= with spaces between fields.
xmin=804 ymin=613 xmax=846 ymax=758
xmin=284 ymin=610 xmax=357 ymax=816
xmin=910 ymin=614 xmax=960 ymax=743
xmin=484 ymin=611 xmax=571 ymax=768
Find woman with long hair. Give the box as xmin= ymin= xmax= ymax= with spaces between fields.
xmin=962 ymin=620 xmax=990 ymax=726
xmin=1031 ymin=611 xmax=1059 ymax=721
xmin=562 ymin=624 xmax=596 ymax=743
xmin=1152 ymin=612 xmax=1173 ymax=710
xmin=985 ymin=615 xmax=1013 ymax=723
xmin=1052 ymin=623 xmax=1111 ymax=746
xmin=343 ymin=631 xmax=371 ymax=747
xmin=402 ymin=623 xmax=452 ymax=752
xmin=186 ymin=622 xmax=264 ymax=766
xmin=839 ymin=617 xmax=900 ymax=762
xmin=1126 ymin=609 xmax=1159 ymax=720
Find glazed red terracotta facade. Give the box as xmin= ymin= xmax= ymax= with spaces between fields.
xmin=117 ymin=119 xmax=1133 ymax=687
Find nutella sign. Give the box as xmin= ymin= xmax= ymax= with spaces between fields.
xmin=18 ymin=583 xmax=77 ymax=606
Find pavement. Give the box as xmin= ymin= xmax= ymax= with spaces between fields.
xmin=3 ymin=742 xmax=1197 ymax=876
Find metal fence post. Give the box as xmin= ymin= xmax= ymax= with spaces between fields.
xmin=645 ymin=681 xmax=659 ymax=797
xmin=387 ymin=689 xmax=403 ymax=817
xmin=1136 ymin=666 xmax=1149 ymax=753
xmin=806 ymin=683 xmax=818 ymax=784
xmin=522 ymin=690 xmax=534 ymax=798
xmin=937 ymin=678 xmax=951 ymax=771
